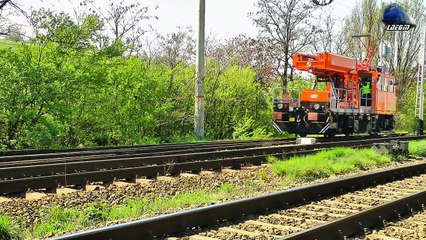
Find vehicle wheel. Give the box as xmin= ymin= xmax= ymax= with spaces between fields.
xmin=369 ymin=131 xmax=379 ymax=136
xmin=299 ymin=133 xmax=307 ymax=137
xmin=326 ymin=132 xmax=335 ymax=138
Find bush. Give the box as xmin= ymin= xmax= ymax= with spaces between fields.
xmin=0 ymin=40 xmax=273 ymax=149
xmin=232 ymin=116 xmax=272 ymax=140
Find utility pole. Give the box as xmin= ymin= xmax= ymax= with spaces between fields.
xmin=415 ymin=26 xmax=426 ymax=135
xmin=195 ymin=0 xmax=205 ymax=139
xmin=419 ymin=26 xmax=426 ymax=135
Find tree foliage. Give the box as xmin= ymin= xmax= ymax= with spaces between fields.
xmin=251 ymin=0 xmax=319 ymax=86
xmin=0 ymin=0 xmax=25 ymax=37
xmin=0 ymin=11 xmax=272 ymax=149
xmin=80 ymin=0 xmax=157 ymax=54
xmin=338 ymin=0 xmax=426 ymax=131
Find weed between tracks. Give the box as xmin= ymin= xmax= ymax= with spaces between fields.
xmin=409 ymin=140 xmax=426 ymax=157
xmin=268 ymin=148 xmax=392 ymax=181
xmin=270 ymin=139 xmax=426 ymax=181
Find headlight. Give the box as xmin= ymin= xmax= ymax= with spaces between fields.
xmin=314 ymin=104 xmax=320 ymax=110
xmin=277 ymin=103 xmax=283 ymax=109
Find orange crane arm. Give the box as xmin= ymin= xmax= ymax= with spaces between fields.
xmin=293 ymin=52 xmax=357 ymax=77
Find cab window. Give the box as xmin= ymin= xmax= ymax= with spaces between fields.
xmin=377 ymin=77 xmax=382 ymax=91
xmin=383 ymin=78 xmax=388 ymax=92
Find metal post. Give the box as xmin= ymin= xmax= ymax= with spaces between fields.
xmin=195 ymin=0 xmax=205 ymax=139
xmin=418 ymin=26 xmax=426 ymax=135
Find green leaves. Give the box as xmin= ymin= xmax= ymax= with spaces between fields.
xmin=0 ymin=38 xmax=276 ymax=149
xmin=31 ymin=9 xmax=103 ymax=52
xmin=0 ymin=10 xmax=278 ymax=149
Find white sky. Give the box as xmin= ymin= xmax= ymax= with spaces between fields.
xmin=13 ymin=0 xmax=358 ymax=39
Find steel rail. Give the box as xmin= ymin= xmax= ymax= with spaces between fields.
xmin=0 ymin=139 xmax=274 ymax=156
xmin=0 ymin=140 xmax=296 ymax=163
xmin=0 ymin=136 xmax=421 ymax=194
xmin=0 ymin=147 xmax=350 ymax=194
xmin=50 ymin=161 xmax=426 ymax=240
xmin=0 ymin=136 xmax=420 ymax=179
xmin=0 ymin=135 xmax=388 ymax=162
xmin=282 ymin=190 xmax=426 ymax=240
xmin=0 ymin=140 xmax=296 ymax=167
xmin=0 ymin=138 xmax=296 ymax=159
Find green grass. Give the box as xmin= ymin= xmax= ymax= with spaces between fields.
xmin=0 ymin=215 xmax=18 ymax=240
xmin=409 ymin=140 xmax=426 ymax=157
xmin=20 ymin=183 xmax=247 ymax=239
xmin=30 ymin=207 xmax=86 ymax=238
xmin=268 ymin=148 xmax=392 ymax=181
xmin=0 ymin=39 xmax=18 ymax=49
xmin=108 ymin=188 xmax=223 ymax=221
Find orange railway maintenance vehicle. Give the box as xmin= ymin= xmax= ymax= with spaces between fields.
xmin=273 ymin=36 xmax=397 ymax=137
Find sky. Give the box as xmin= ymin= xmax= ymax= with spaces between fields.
xmin=13 ymin=0 xmax=358 ymax=39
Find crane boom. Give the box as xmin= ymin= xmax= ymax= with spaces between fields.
xmin=292 ymin=52 xmax=357 ymax=77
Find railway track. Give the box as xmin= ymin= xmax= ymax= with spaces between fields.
xmin=182 ymin=175 xmax=425 ymax=240
xmin=0 ymin=137 xmax=305 ymax=156
xmin=0 ymin=135 xmax=379 ymax=164
xmin=0 ymin=135 xmax=422 ymax=195
xmin=363 ymin=209 xmax=426 ymax=239
xmin=50 ymin=160 xmax=426 ymax=240
xmin=0 ymin=138 xmax=297 ymax=163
